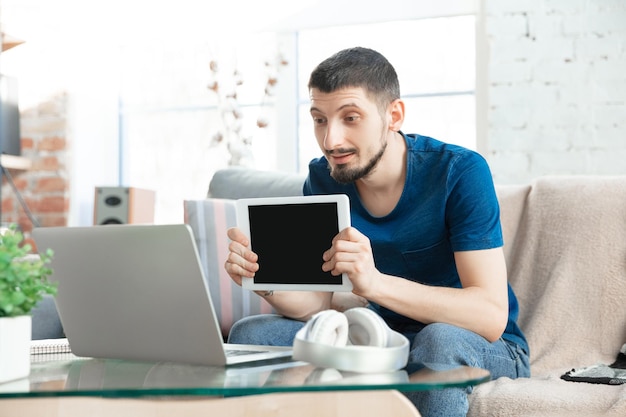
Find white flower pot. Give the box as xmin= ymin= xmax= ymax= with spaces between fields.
xmin=0 ymin=315 xmax=31 ymax=384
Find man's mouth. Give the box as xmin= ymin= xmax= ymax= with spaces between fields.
xmin=330 ymin=153 xmax=354 ymax=165
xmin=327 ymin=149 xmax=356 ymax=165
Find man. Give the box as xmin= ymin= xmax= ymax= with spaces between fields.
xmin=225 ymin=47 xmax=530 ymax=417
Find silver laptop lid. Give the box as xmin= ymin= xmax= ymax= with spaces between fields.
xmin=32 ymin=224 xmax=270 ymax=366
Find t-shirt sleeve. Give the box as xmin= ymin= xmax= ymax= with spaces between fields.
xmin=445 ymin=151 xmax=503 ymax=252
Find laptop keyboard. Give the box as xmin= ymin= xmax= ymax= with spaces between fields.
xmin=225 ymin=348 xmax=267 ymax=357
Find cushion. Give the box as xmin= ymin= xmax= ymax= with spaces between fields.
xmin=184 ymin=198 xmax=273 ymax=338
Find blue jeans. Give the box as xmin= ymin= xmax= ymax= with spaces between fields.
xmin=228 ymin=315 xmax=530 ymax=417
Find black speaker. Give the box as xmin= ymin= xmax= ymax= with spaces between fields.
xmin=94 ymin=187 xmax=155 ymax=225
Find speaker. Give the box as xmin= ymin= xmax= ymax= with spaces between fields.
xmin=292 ymin=307 xmax=410 ymax=373
xmin=94 ymin=187 xmax=155 ymax=225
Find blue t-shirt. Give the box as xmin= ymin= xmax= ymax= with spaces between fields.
xmin=303 ymin=133 xmax=528 ymax=352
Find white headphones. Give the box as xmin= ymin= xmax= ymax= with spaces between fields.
xmin=292 ymin=307 xmax=410 ymax=373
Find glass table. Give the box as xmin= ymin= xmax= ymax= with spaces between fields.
xmin=0 ymin=354 xmax=490 ymax=399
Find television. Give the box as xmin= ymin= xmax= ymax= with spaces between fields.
xmin=0 ymin=74 xmax=21 ymax=156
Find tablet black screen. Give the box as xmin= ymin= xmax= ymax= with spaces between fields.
xmin=248 ymin=202 xmax=342 ymax=285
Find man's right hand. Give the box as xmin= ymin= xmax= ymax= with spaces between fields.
xmin=225 ymin=227 xmax=259 ymax=286
xmin=224 ymin=227 xmax=334 ymax=321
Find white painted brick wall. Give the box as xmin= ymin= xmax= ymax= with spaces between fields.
xmin=484 ymin=0 xmax=626 ymax=184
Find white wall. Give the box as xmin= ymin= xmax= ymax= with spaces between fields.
xmin=482 ymin=0 xmax=626 ymax=184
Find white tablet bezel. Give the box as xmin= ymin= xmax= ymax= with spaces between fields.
xmin=236 ymin=194 xmax=352 ymax=292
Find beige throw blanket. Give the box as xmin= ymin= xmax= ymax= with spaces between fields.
xmin=469 ymin=176 xmax=626 ymax=417
xmin=506 ymin=176 xmax=626 ymax=374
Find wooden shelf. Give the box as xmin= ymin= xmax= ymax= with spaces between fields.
xmin=1 ymin=32 xmax=25 ymax=52
xmin=1 ymin=154 xmax=31 ymax=170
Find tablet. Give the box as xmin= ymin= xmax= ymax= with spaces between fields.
xmin=236 ymin=194 xmax=352 ymax=292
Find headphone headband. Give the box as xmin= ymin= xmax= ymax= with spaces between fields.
xmin=292 ymin=308 xmax=410 ymax=373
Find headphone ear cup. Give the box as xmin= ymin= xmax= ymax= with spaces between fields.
xmin=344 ymin=308 xmax=389 ymax=348
xmin=303 ymin=310 xmax=349 ymax=346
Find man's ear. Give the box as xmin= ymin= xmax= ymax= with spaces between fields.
xmin=388 ymin=99 xmax=405 ymax=132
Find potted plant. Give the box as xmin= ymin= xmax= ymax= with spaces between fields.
xmin=0 ymin=223 xmax=56 ymax=383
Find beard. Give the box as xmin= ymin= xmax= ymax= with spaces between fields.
xmin=328 ymin=139 xmax=388 ymax=184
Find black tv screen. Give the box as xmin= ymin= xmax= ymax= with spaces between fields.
xmin=0 ymin=74 xmax=21 ymax=156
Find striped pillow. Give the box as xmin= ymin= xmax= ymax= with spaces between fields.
xmin=183 ymin=198 xmax=273 ymax=339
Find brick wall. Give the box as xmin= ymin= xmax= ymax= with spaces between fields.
xmin=484 ymin=0 xmax=626 ymax=184
xmin=0 ymin=92 xmax=69 ymax=247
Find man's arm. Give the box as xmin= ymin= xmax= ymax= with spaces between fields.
xmin=331 ymin=292 xmax=369 ymax=312
xmin=323 ymin=227 xmax=509 ymax=342
xmin=384 ymin=248 xmax=508 ymax=342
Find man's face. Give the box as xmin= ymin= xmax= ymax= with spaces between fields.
xmin=309 ymin=87 xmax=389 ymax=184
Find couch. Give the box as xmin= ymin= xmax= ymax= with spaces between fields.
xmin=183 ymin=167 xmax=626 ymax=417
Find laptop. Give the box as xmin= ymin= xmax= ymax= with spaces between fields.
xmin=32 ymin=224 xmax=292 ymax=366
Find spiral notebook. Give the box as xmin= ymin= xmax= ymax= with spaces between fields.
xmin=30 ymin=338 xmax=72 ymax=355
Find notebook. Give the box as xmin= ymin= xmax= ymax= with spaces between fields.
xmin=31 ymin=224 xmax=292 ymax=366
xmin=31 ymin=337 xmax=72 ymax=355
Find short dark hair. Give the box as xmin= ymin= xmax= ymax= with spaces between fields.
xmin=308 ymin=47 xmax=400 ymax=110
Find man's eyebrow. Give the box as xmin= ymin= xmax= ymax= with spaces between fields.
xmin=310 ymin=103 xmax=362 ymax=113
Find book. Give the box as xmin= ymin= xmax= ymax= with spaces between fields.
xmin=30 ymin=338 xmax=72 ymax=355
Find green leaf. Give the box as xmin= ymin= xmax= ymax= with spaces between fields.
xmin=0 ymin=223 xmax=57 ymax=317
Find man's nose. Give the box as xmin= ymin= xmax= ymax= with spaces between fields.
xmin=323 ymin=121 xmax=343 ymax=150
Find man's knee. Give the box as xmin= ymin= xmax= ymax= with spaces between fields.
xmin=410 ymin=323 xmax=483 ymax=366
